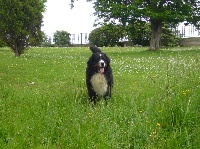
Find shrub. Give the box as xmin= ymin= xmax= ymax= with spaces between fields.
xmin=89 ymin=24 xmax=125 ymax=47
xmin=53 ymin=30 xmax=71 ymax=47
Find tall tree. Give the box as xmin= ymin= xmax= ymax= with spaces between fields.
xmin=0 ymin=0 xmax=46 ymax=56
xmin=71 ymin=0 xmax=200 ymax=50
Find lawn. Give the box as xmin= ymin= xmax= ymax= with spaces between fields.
xmin=0 ymin=46 xmax=200 ymax=148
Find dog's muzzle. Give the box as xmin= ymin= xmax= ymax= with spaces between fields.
xmin=99 ymin=60 xmax=105 ymax=73
xmin=99 ymin=60 xmax=105 ymax=67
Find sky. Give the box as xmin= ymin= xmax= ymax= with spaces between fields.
xmin=42 ymin=0 xmax=96 ymax=43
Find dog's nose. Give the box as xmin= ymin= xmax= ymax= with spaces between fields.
xmin=99 ymin=60 xmax=105 ymax=67
xmin=100 ymin=62 xmax=104 ymax=67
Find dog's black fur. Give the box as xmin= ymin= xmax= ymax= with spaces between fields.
xmin=86 ymin=46 xmax=113 ymax=104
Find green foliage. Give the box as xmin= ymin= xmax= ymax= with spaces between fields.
xmin=0 ymin=0 xmax=46 ymax=56
xmin=127 ymin=22 xmax=150 ymax=46
xmin=127 ymin=22 xmax=180 ymax=47
xmin=40 ymin=32 xmax=52 ymax=47
xmin=42 ymin=32 xmax=49 ymax=43
xmin=90 ymin=22 xmax=180 ymax=47
xmin=161 ymin=25 xmax=180 ymax=47
xmin=53 ymin=30 xmax=71 ymax=47
xmin=91 ymin=0 xmax=200 ymax=49
xmin=89 ymin=24 xmax=125 ymax=47
xmin=0 ymin=38 xmax=6 ymax=47
xmin=0 ymin=47 xmax=200 ymax=148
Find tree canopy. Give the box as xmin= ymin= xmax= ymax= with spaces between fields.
xmin=71 ymin=0 xmax=200 ymax=50
xmin=53 ymin=30 xmax=71 ymax=47
xmin=89 ymin=24 xmax=125 ymax=47
xmin=0 ymin=0 xmax=46 ymax=56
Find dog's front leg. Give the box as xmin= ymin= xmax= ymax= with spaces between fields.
xmin=88 ymin=90 xmax=98 ymax=104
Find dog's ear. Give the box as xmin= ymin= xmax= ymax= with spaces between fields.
xmin=105 ymin=54 xmax=110 ymax=65
xmin=90 ymin=46 xmax=102 ymax=53
xmin=87 ymin=54 xmax=95 ymax=66
xmin=87 ymin=56 xmax=92 ymax=65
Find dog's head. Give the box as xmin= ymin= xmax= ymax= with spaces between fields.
xmin=87 ymin=52 xmax=110 ymax=74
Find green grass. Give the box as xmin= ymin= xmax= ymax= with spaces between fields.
xmin=0 ymin=46 xmax=200 ymax=148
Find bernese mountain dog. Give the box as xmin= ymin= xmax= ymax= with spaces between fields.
xmin=86 ymin=46 xmax=113 ymax=104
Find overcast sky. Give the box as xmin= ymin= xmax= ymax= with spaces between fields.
xmin=42 ymin=0 xmax=96 ymax=41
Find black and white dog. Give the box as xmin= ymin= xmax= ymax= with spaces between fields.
xmin=86 ymin=46 xmax=113 ymax=104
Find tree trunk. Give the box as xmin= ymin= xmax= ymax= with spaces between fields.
xmin=13 ymin=43 xmax=22 ymax=57
xmin=12 ymin=44 xmax=21 ymax=57
xmin=14 ymin=48 xmax=20 ymax=57
xmin=149 ymin=19 xmax=163 ymax=50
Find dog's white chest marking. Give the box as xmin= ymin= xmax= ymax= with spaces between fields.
xmin=91 ymin=73 xmax=108 ymax=96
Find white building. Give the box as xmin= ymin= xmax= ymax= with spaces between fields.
xmin=178 ymin=23 xmax=200 ymax=38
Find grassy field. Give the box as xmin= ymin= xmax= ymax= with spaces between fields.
xmin=0 ymin=46 xmax=200 ymax=148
